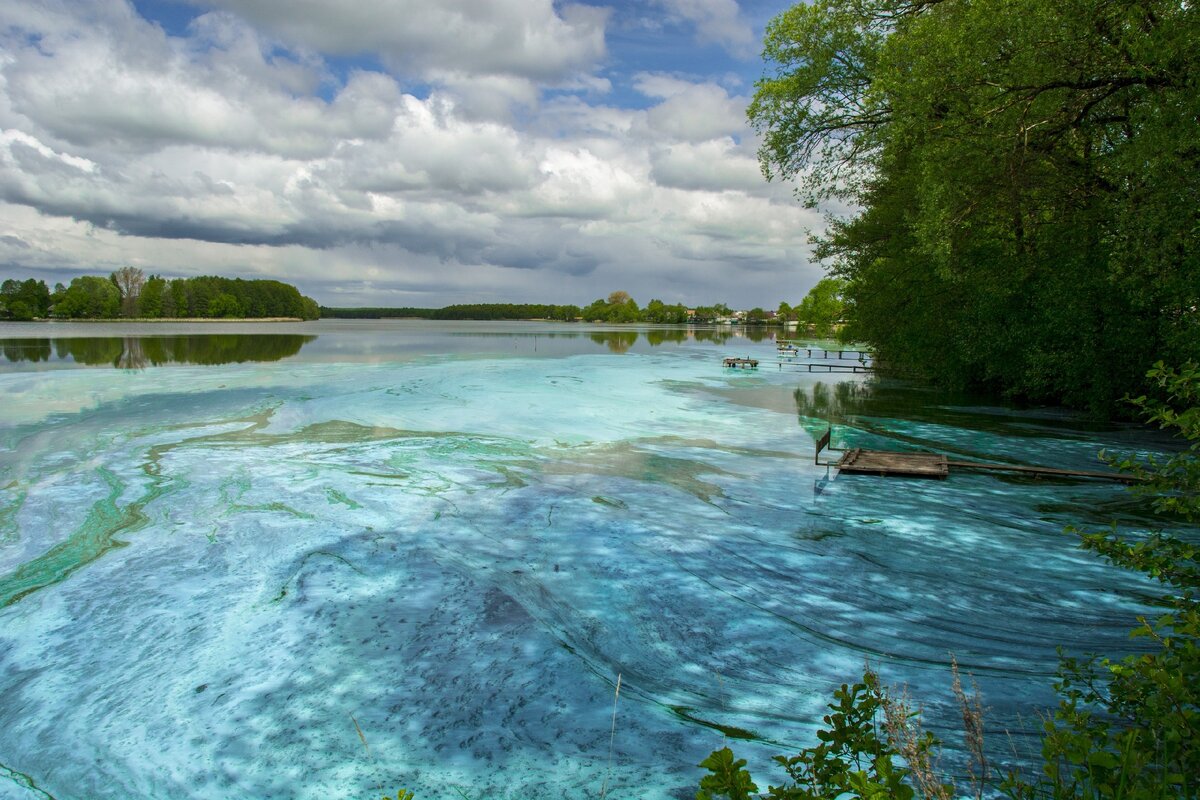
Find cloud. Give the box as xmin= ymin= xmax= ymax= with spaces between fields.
xmin=329 ymin=94 xmax=541 ymax=195
xmin=0 ymin=0 xmax=829 ymax=308
xmin=1 ymin=5 xmax=403 ymax=158
xmin=650 ymin=139 xmax=763 ymax=192
xmin=192 ymin=0 xmax=610 ymax=81
xmin=653 ymin=0 xmax=755 ymax=57
xmin=633 ymin=74 xmax=748 ymax=142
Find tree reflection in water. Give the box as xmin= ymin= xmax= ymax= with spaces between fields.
xmin=2 ymin=335 xmax=315 ymax=369
xmin=794 ymin=380 xmax=878 ymax=423
xmin=584 ymin=328 xmax=745 ymax=352
xmin=589 ymin=331 xmax=639 ymax=353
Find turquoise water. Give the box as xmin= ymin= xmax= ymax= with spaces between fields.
xmin=0 ymin=321 xmax=1181 ymax=799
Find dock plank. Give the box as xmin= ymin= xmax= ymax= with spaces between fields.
xmin=836 ymin=448 xmax=949 ymax=478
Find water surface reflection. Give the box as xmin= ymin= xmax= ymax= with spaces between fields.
xmin=0 ymin=324 xmax=791 ymax=370
xmin=0 ymin=334 xmax=316 ymax=369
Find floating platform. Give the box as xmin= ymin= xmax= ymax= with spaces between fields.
xmin=723 ymin=357 xmax=759 ymax=369
xmin=836 ymin=448 xmax=949 ymax=478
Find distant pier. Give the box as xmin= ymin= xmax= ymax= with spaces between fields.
xmin=771 ymin=345 xmax=874 ymax=373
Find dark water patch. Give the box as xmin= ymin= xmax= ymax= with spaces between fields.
xmin=482 ymin=587 xmax=534 ymax=627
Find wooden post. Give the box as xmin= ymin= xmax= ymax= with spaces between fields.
xmin=814 ymin=427 xmax=831 ymax=464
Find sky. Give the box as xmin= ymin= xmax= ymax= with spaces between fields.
xmin=0 ymin=0 xmax=830 ymax=309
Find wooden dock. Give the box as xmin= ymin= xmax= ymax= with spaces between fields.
xmin=777 ymin=347 xmax=871 ymax=361
xmin=769 ymin=345 xmax=875 ymax=373
xmin=723 ymin=357 xmax=759 ymax=369
xmin=836 ymin=448 xmax=949 ymax=477
xmin=813 ymin=427 xmax=1137 ymax=482
xmin=771 ymin=362 xmax=872 ymax=373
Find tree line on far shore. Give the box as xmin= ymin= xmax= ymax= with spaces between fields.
xmin=4 ymin=270 xmax=847 ymax=331
xmin=0 ymin=268 xmax=320 ymax=321
xmin=322 ymin=283 xmax=849 ymax=331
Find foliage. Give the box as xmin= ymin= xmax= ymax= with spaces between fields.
xmin=793 ymin=278 xmax=846 ymax=337
xmin=55 ymin=276 xmax=121 ymax=319
xmin=320 ymin=306 xmax=439 ymax=319
xmin=110 ymin=266 xmax=145 ymax=317
xmin=583 ymin=292 xmax=642 ymax=322
xmin=159 ymin=275 xmax=319 ymax=319
xmin=697 ymin=747 xmax=759 ymax=800
xmin=13 ymin=272 xmax=322 ymax=320
xmin=696 ymin=672 xmax=938 ymax=800
xmin=1 ymin=278 xmax=52 ymax=320
xmin=1106 ymin=362 xmax=1200 ymax=523
xmin=644 ymin=298 xmax=691 ymax=324
xmin=138 ymin=275 xmax=166 ymax=318
xmin=750 ymin=0 xmax=1200 ymax=413
xmin=323 ymin=295 xmax=795 ymax=325
xmin=436 ymin=303 xmax=581 ymax=321
xmin=322 ymin=298 xmax=772 ymax=325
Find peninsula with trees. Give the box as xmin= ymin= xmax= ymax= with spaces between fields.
xmin=0 ymin=268 xmax=320 ymax=321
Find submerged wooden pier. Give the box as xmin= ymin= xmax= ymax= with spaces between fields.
xmin=814 ymin=428 xmax=1138 ymax=482
xmin=769 ymin=345 xmax=875 ymax=373
xmin=779 ymin=347 xmax=871 ymax=361
xmin=771 ymin=362 xmax=872 ymax=374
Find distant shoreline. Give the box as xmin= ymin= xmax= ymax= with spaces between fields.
xmin=17 ymin=317 xmax=305 ymax=323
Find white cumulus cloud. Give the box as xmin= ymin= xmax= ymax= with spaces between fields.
xmin=191 ymin=0 xmax=610 ymax=81
xmin=0 ymin=0 xmax=830 ymax=307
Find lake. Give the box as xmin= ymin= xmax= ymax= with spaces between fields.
xmin=0 ymin=320 xmax=1178 ymax=799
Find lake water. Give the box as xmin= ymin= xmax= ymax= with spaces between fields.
xmin=0 ymin=320 xmax=1181 ymax=799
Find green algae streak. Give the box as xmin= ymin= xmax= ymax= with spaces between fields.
xmin=326 ymin=488 xmax=362 ymax=509
xmin=0 ymin=412 xmax=744 ymax=610
xmin=0 ymin=467 xmax=162 ymax=608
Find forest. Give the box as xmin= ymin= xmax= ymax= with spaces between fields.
xmin=0 ymin=268 xmax=320 ymax=321
xmin=749 ymin=0 xmax=1197 ymax=415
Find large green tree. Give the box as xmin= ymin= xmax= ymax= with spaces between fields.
xmin=55 ymin=276 xmax=121 ymax=319
xmin=750 ymin=0 xmax=1199 ymax=412
xmin=1 ymin=278 xmax=51 ymax=320
xmin=795 ymin=277 xmax=846 ymax=336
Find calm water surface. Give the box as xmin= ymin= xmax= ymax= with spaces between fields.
xmin=0 ymin=320 xmax=1184 ymax=799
